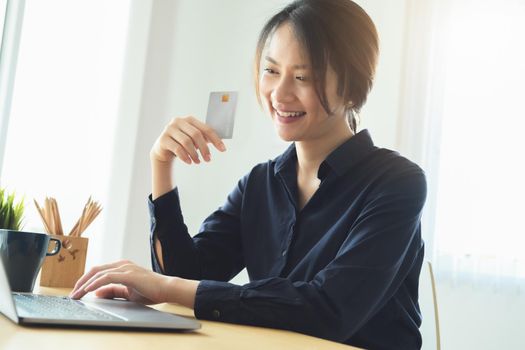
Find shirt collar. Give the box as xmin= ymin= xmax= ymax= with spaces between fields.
xmin=273 ymin=142 xmax=298 ymax=175
xmin=273 ymin=129 xmax=376 ymax=179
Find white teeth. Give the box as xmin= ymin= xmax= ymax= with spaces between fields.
xmin=278 ymin=111 xmax=305 ymax=118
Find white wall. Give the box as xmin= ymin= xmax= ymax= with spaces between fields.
xmin=358 ymin=0 xmax=408 ymax=149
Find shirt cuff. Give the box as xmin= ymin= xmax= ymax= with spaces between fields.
xmin=148 ymin=188 xmax=182 ymax=273
xmin=148 ymin=188 xmax=184 ymax=241
xmin=194 ymin=280 xmax=242 ymax=321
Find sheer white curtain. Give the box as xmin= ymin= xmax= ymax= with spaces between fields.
xmin=399 ymin=0 xmax=525 ymax=291
xmin=0 ymin=0 xmax=130 ymax=265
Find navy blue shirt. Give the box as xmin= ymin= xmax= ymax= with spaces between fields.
xmin=149 ymin=130 xmax=426 ymax=349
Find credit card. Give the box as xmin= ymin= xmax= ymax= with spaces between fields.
xmin=205 ymin=91 xmax=238 ymax=139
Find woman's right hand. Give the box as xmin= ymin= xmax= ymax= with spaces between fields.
xmin=150 ymin=116 xmax=226 ymax=165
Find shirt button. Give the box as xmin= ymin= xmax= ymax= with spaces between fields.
xmin=151 ymin=217 xmax=156 ymax=225
xmin=212 ymin=309 xmax=221 ymax=319
xmin=282 ymin=250 xmax=287 ymax=257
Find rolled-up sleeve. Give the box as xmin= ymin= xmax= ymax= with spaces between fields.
xmin=193 ymin=168 xmax=427 ymax=343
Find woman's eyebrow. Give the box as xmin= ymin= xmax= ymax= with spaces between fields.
xmin=264 ymin=56 xmax=309 ymax=69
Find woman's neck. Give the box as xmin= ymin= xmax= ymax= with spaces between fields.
xmin=295 ymin=124 xmax=354 ymax=178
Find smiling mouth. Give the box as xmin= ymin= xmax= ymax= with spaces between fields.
xmin=274 ymin=109 xmax=307 ymax=118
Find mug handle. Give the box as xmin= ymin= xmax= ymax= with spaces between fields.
xmin=47 ymin=238 xmax=61 ymax=256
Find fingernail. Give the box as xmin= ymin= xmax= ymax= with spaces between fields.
xmin=220 ymin=143 xmax=226 ymax=151
xmin=205 ymin=154 xmax=211 ymax=162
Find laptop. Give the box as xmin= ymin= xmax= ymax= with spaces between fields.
xmin=0 ymin=258 xmax=201 ymax=331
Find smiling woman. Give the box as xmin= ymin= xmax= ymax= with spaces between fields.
xmin=69 ymin=1 xmax=427 ymax=349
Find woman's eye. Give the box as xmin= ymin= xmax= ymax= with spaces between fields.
xmin=296 ymin=75 xmax=308 ymax=82
xmin=263 ymin=68 xmax=277 ymax=74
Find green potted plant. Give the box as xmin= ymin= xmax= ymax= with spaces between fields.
xmin=0 ymin=187 xmax=25 ymax=230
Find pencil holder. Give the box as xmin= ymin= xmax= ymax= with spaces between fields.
xmin=40 ymin=235 xmax=89 ymax=288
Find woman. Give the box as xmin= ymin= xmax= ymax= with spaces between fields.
xmin=71 ymin=1 xmax=426 ymax=349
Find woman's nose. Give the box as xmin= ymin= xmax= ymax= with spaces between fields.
xmin=271 ymin=76 xmax=295 ymax=104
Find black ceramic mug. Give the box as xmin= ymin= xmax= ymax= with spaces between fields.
xmin=0 ymin=229 xmax=61 ymax=292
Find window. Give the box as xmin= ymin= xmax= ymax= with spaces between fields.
xmin=0 ymin=0 xmax=130 ymax=264
xmin=402 ymin=0 xmax=525 ymax=287
xmin=432 ymin=0 xmax=525 ymax=284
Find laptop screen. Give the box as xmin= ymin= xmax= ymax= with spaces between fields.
xmin=0 ymin=257 xmax=19 ymax=323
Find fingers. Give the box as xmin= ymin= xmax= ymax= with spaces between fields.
xmin=170 ymin=128 xmax=204 ymax=164
xmin=151 ymin=116 xmax=226 ymax=166
xmin=178 ymin=122 xmax=211 ymax=162
xmin=70 ymin=259 xmax=133 ymax=299
xmin=95 ymin=284 xmax=130 ymax=300
xmin=159 ymin=135 xmax=192 ymax=164
xmin=167 ymin=129 xmax=200 ymax=164
xmin=82 ymin=270 xmax=131 ymax=295
xmin=72 ymin=259 xmax=131 ymax=293
xmin=70 ymin=268 xmax=129 ymax=300
xmin=95 ymin=284 xmax=155 ymax=305
xmin=186 ymin=117 xmax=226 ymax=153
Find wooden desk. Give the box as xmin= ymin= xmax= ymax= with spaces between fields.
xmin=0 ymin=287 xmax=358 ymax=350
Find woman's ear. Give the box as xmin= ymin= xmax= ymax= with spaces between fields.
xmin=342 ymin=101 xmax=354 ymax=114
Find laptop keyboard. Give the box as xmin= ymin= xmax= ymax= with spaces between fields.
xmin=13 ymin=293 xmax=123 ymax=321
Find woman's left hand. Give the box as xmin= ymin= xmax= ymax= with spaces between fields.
xmin=68 ymin=260 xmax=198 ymax=308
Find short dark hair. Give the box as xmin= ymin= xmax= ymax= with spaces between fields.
xmin=254 ymin=0 xmax=379 ymax=132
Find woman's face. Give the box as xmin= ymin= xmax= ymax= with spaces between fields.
xmin=259 ymin=23 xmax=347 ymax=143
